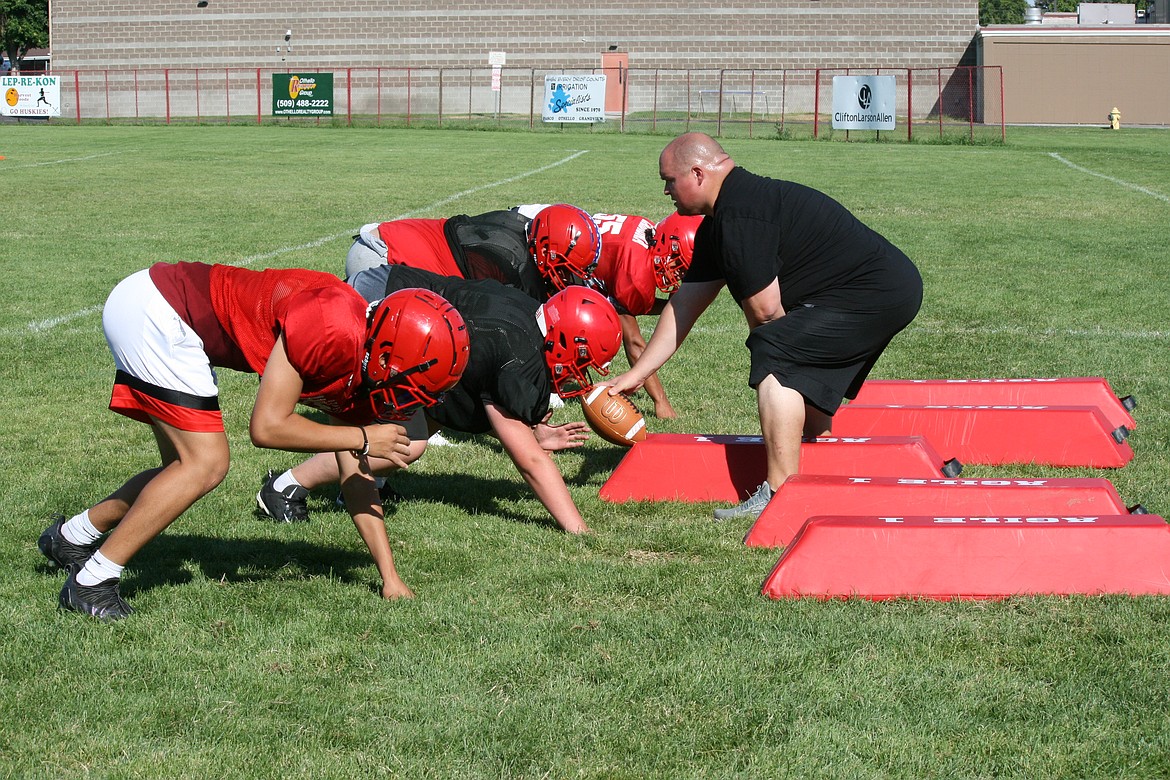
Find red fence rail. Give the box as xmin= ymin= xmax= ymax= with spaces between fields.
xmin=46 ymin=65 xmax=1004 ymax=142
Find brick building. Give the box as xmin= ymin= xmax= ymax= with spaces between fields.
xmin=47 ymin=1 xmax=979 ymax=73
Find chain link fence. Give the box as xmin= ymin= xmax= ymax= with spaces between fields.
xmin=47 ymin=65 xmax=1004 ymax=142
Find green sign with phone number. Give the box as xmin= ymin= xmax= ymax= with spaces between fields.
xmin=272 ymin=73 xmax=334 ymax=116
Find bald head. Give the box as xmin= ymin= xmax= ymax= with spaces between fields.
xmin=658 ymin=133 xmax=734 ymax=217
xmin=661 ymin=132 xmax=732 ymax=172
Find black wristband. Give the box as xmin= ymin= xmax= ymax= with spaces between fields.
xmin=352 ymin=426 xmax=369 ymax=457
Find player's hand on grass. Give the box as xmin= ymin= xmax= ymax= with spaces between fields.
xmin=381 ymin=577 xmax=415 ymax=600
xmin=653 ymin=398 xmax=678 ymax=420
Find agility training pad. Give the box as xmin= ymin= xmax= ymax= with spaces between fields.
xmin=833 ymin=404 xmax=1133 ymax=467
xmin=599 ymin=433 xmax=962 ymax=503
xmin=762 ymin=514 xmax=1170 ymax=599
xmin=742 ymin=474 xmax=1135 ymax=548
xmin=853 ymin=377 xmax=1136 ymax=431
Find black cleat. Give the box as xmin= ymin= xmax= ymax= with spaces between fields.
xmin=59 ymin=570 xmax=134 ymax=621
xmin=38 ymin=514 xmax=99 ymax=571
xmin=335 ymin=478 xmax=405 ymax=511
xmin=256 ymin=469 xmax=310 ymax=523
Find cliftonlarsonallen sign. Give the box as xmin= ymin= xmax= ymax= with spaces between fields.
xmin=832 ymin=75 xmax=895 ymax=131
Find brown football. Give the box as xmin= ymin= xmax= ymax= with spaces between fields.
xmin=580 ymin=385 xmax=648 ymax=447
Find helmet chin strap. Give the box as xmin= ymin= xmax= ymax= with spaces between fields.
xmin=363 ymin=352 xmax=439 ymax=391
xmin=391 ymin=357 xmax=438 ymax=381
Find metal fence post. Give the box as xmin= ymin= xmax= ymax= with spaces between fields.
xmin=967 ymin=66 xmax=974 ymax=141
xmin=906 ymin=68 xmax=913 ymax=142
xmin=717 ymin=69 xmax=725 ymax=137
xmin=937 ymin=67 xmax=943 ymax=137
xmin=813 ymin=68 xmax=821 ymax=139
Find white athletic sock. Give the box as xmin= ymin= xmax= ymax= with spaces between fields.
xmin=61 ymin=509 xmax=103 ymax=546
xmin=77 ymin=550 xmax=124 ymax=587
xmin=272 ymin=471 xmax=302 ymax=492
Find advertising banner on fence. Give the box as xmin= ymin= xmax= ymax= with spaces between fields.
xmin=272 ymin=73 xmax=334 ymax=116
xmin=2 ymin=75 xmax=61 ymax=118
xmin=541 ymin=74 xmax=606 ymax=123
xmin=832 ymin=75 xmax=895 ymax=130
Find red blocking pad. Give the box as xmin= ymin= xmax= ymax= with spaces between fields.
xmin=854 ymin=377 xmax=1137 ymax=431
xmin=598 ymin=433 xmax=962 ymax=504
xmin=743 ymin=474 xmax=1133 ymax=548
xmin=762 ymin=514 xmax=1170 ymax=599
xmin=833 ymin=404 xmax=1133 ymax=468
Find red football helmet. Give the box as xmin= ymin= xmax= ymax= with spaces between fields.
xmin=649 ymin=211 xmax=703 ymax=293
xmin=362 ymin=288 xmax=470 ymax=420
xmin=527 ymin=204 xmax=602 ymax=293
xmin=540 ymin=286 xmax=622 ymax=399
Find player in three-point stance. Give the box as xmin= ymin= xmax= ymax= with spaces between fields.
xmin=38 ymin=261 xmax=468 ymax=620
xmin=345 ymin=203 xmax=602 ymax=302
xmin=258 ymin=264 xmax=621 ymax=535
xmin=589 ymin=209 xmax=702 ymax=420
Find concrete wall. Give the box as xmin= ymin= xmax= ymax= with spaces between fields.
xmin=48 ymin=1 xmax=979 ymax=73
xmin=978 ymin=27 xmax=1170 ymax=125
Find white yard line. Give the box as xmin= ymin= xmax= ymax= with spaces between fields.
xmin=909 ymin=321 xmax=1170 ymax=342
xmin=0 ymin=151 xmax=135 ymax=169
xmin=1048 ymin=152 xmax=1170 ymax=203
xmin=12 ymin=150 xmax=590 ymax=336
xmin=23 ymin=305 xmax=105 ymax=334
xmin=685 ymin=322 xmax=1170 ymax=341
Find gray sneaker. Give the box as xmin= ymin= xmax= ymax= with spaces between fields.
xmin=713 ymin=482 xmax=774 ymax=522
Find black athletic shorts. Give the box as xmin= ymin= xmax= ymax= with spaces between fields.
xmin=746 ymin=297 xmax=920 ymax=416
xmin=371 ymin=408 xmax=430 ymax=441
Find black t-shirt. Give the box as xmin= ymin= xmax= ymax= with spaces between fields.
xmin=685 ymin=167 xmax=921 ymax=312
xmin=372 ymin=265 xmax=551 ymax=435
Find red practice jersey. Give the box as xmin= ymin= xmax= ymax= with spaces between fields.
xmin=591 ymin=213 xmax=658 ymax=316
xmin=377 ymin=218 xmax=463 ymax=277
xmin=151 ymin=262 xmax=371 ymax=422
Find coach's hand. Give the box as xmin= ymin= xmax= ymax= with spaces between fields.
xmin=605 ymin=371 xmax=646 ymax=397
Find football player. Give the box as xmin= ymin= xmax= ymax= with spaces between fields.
xmin=590 ymin=210 xmax=702 ymax=420
xmin=38 ymin=262 xmax=468 ymax=620
xmin=344 ymin=203 xmax=602 ymax=302
xmin=258 ymin=264 xmax=622 ymax=536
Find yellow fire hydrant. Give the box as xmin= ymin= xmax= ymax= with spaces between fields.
xmin=1109 ymin=107 xmax=1121 ymax=130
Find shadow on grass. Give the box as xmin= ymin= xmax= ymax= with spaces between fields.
xmin=572 ymin=445 xmax=628 ymax=486
xmin=120 ymin=533 xmax=379 ymax=596
xmin=386 ymin=471 xmax=558 ymax=527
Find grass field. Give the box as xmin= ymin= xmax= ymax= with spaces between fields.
xmin=2 ymin=123 xmax=1169 ymax=779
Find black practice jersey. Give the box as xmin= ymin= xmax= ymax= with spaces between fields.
xmin=367 ymin=264 xmax=552 ymax=434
